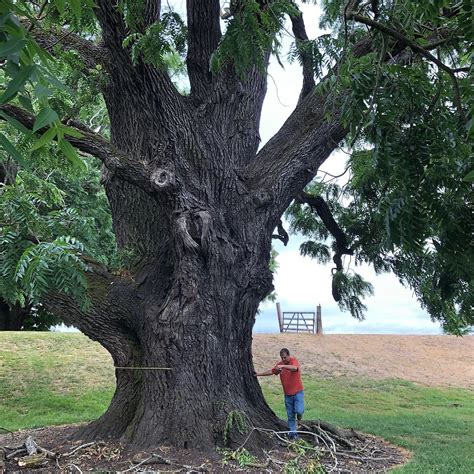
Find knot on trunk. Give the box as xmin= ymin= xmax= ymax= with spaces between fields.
xmin=151 ymin=168 xmax=175 ymax=191
xmin=175 ymin=210 xmax=212 ymax=256
xmin=249 ymin=266 xmax=274 ymax=299
xmin=253 ymin=188 xmax=272 ymax=208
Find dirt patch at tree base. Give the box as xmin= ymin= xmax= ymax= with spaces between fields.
xmin=1 ymin=423 xmax=408 ymax=473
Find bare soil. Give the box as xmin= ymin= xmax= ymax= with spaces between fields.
xmin=253 ymin=334 xmax=474 ymax=389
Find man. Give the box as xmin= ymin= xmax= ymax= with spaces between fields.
xmin=255 ymin=348 xmax=304 ymax=439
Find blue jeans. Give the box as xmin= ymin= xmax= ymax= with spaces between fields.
xmin=284 ymin=390 xmax=304 ymax=438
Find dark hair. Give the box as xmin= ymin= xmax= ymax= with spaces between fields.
xmin=280 ymin=348 xmax=290 ymax=356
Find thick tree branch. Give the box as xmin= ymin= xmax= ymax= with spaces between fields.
xmin=91 ymin=0 xmax=181 ymax=123
xmin=25 ymin=22 xmax=108 ymax=69
xmin=290 ymin=4 xmax=315 ymax=104
xmin=142 ymin=0 xmax=162 ymax=29
xmin=44 ymin=261 xmax=140 ymax=364
xmin=0 ymin=104 xmax=165 ymax=195
xmin=271 ymin=219 xmax=289 ymax=246
xmin=295 ymin=192 xmax=353 ymax=272
xmin=94 ymin=0 xmax=127 ymax=47
xmin=244 ymin=37 xmax=373 ymax=216
xmin=186 ymin=0 xmax=222 ymax=98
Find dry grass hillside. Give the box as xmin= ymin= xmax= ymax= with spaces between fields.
xmin=252 ymin=334 xmax=474 ymax=389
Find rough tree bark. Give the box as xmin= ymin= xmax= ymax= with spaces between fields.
xmin=4 ymin=1 xmax=366 ymax=450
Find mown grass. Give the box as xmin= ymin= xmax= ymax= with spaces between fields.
xmin=260 ymin=377 xmax=474 ymax=473
xmin=1 ymin=332 xmax=473 ymax=473
xmin=0 ymin=332 xmax=114 ymax=430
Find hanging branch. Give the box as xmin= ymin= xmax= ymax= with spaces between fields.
xmin=295 ymin=192 xmax=353 ymax=272
xmin=271 ymin=219 xmax=289 ymax=246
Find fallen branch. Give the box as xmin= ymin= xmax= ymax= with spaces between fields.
xmin=17 ymin=453 xmax=47 ymax=468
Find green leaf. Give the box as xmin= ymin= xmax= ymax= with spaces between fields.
xmin=70 ymin=0 xmax=82 ymax=21
xmin=58 ymin=138 xmax=86 ymax=171
xmin=0 ymin=110 xmax=32 ymax=136
xmin=0 ymin=64 xmax=36 ymax=104
xmin=33 ymin=83 xmax=52 ymax=99
xmin=0 ymin=132 xmax=27 ymax=167
xmin=17 ymin=94 xmax=34 ymax=113
xmin=30 ymin=127 xmax=57 ymax=151
xmin=58 ymin=125 xmax=83 ymax=138
xmin=53 ymin=0 xmax=66 ymax=15
xmin=32 ymin=107 xmax=59 ymax=132
xmin=0 ymin=37 xmax=26 ymax=58
xmin=462 ymin=170 xmax=474 ymax=182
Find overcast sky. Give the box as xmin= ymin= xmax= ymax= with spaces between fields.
xmin=254 ymin=3 xmax=442 ymax=335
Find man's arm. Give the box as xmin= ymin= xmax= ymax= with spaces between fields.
xmin=277 ymin=364 xmax=298 ymax=372
xmin=254 ymin=369 xmax=275 ymax=376
xmin=254 ymin=366 xmax=282 ymax=376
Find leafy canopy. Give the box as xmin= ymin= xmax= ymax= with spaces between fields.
xmin=0 ymin=0 xmax=472 ymax=333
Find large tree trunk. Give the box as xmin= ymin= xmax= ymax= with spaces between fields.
xmin=37 ymin=0 xmax=351 ymax=452
xmin=41 ymin=65 xmax=344 ymax=452
xmin=0 ymin=300 xmax=30 ymax=330
xmin=47 ymin=214 xmax=282 ymax=449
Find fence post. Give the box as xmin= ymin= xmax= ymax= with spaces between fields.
xmin=276 ymin=302 xmax=283 ymax=333
xmin=316 ymin=305 xmax=323 ymax=335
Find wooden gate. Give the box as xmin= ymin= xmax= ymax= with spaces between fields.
xmin=276 ymin=303 xmax=322 ymax=334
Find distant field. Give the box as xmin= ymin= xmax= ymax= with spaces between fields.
xmin=1 ymin=332 xmax=473 ymax=472
xmin=253 ymin=333 xmax=474 ymax=388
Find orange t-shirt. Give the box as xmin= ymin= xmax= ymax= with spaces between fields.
xmin=272 ymin=357 xmax=304 ymax=396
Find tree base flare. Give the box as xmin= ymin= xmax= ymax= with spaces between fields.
xmin=0 ymin=422 xmax=410 ymax=472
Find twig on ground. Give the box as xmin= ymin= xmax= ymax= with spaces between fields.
xmin=263 ymin=450 xmax=285 ymax=466
xmin=5 ymin=448 xmax=26 ymax=460
xmin=64 ymin=463 xmax=83 ymax=473
xmin=122 ymin=455 xmax=154 ymax=472
xmin=337 ymin=451 xmax=395 ymax=461
xmin=62 ymin=442 xmax=96 ymax=457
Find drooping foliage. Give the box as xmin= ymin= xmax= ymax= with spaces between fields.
xmin=0 ymin=0 xmax=117 ymax=328
xmin=285 ymin=0 xmax=473 ymax=333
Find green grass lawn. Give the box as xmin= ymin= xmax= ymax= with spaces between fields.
xmin=1 ymin=332 xmax=473 ymax=473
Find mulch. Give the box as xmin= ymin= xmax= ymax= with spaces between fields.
xmin=0 ymin=423 xmax=409 ymax=473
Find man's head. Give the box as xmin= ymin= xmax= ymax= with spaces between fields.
xmin=280 ymin=348 xmax=290 ymax=363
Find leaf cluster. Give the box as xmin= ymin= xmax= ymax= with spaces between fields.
xmin=211 ymin=0 xmax=298 ymax=77
xmin=122 ymin=10 xmax=187 ymax=71
xmin=0 ymin=183 xmax=88 ymax=309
